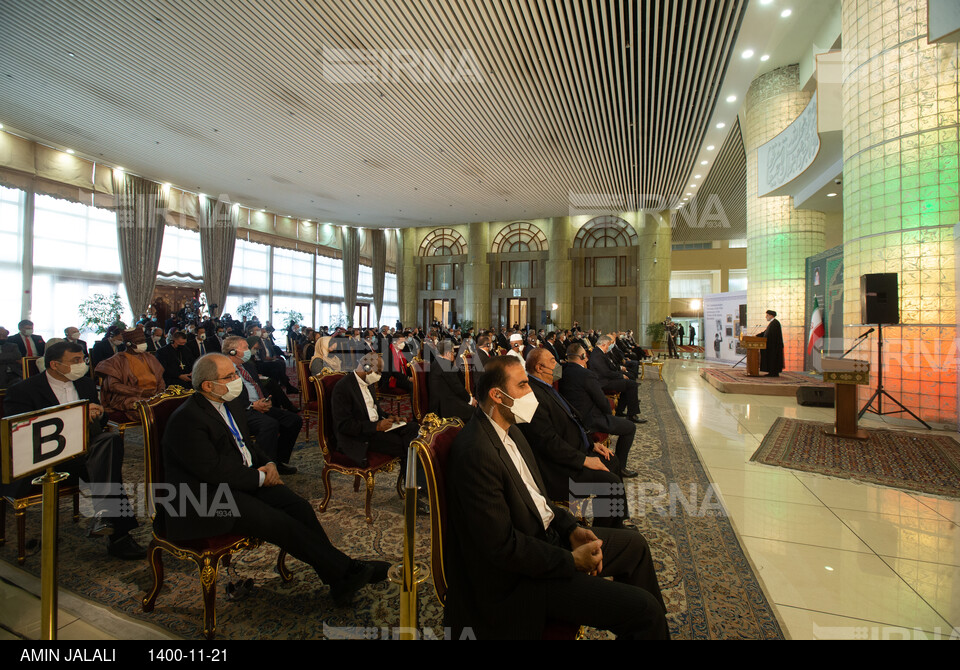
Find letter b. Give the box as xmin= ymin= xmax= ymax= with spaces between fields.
xmin=32 ymin=419 xmax=66 ymax=463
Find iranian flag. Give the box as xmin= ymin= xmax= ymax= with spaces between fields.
xmin=807 ymin=297 xmax=825 ymax=355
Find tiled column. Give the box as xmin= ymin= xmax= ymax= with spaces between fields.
xmin=634 ymin=211 xmax=671 ymax=338
xmin=545 ymin=217 xmax=574 ymax=329
xmin=399 ymin=227 xmax=418 ymax=326
xmin=462 ymin=221 xmax=490 ymax=328
xmin=842 ymin=0 xmax=959 ymax=425
xmin=745 ymin=65 xmax=826 ymax=371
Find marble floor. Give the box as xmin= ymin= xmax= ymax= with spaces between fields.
xmin=1 ymin=359 xmax=958 ymax=640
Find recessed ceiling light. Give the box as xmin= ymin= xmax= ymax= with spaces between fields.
xmin=760 ymin=0 xmax=773 ymax=4
xmin=827 ymin=193 xmax=838 ymax=197
xmin=115 ymin=167 xmax=124 ymax=172
xmin=742 ymin=49 xmax=755 ymax=59
xmin=726 ymin=95 xmax=737 ymax=103
xmin=65 ymin=149 xmax=75 ymax=154
xmin=701 ymin=160 xmax=708 ymax=165
xmin=259 ymin=209 xmax=266 ymax=212
xmin=781 ymin=9 xmax=792 ymax=17
xmin=716 ymin=122 xmax=726 ymax=129
xmin=707 ymin=145 xmax=715 ymax=151
xmin=761 ymin=54 xmax=771 ymax=62
xmin=690 ymin=184 xmax=697 ymax=188
xmin=162 ymin=182 xmax=171 ymax=190
xmin=0 ymin=123 xmax=4 ymax=129
xmin=695 ymin=175 xmax=702 ymax=179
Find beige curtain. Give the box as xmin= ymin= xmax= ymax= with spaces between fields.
xmin=113 ymin=172 xmax=168 ymax=316
xmin=198 ymin=195 xmax=239 ymax=318
xmin=371 ymin=229 xmax=386 ymax=326
xmin=342 ymin=227 xmax=360 ymax=327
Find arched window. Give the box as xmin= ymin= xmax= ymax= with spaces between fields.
xmin=572 ymin=216 xmax=638 ymax=248
xmin=491 ymin=222 xmax=548 ymax=253
xmin=418 ymin=227 xmax=467 ymax=257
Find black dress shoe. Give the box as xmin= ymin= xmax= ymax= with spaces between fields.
xmin=107 ymin=534 xmax=147 ymax=560
xmin=87 ymin=511 xmax=115 ymax=538
xmin=628 ymin=415 xmax=648 ymax=424
xmin=416 ymin=497 xmax=430 ymax=516
xmin=276 ymin=462 xmax=298 ymax=475
xmin=331 ymin=562 xmax=374 ymax=606
xmin=361 ymin=560 xmax=391 ymax=584
xmin=620 ymin=469 xmax=639 ymax=478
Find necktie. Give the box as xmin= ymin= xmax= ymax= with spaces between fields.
xmin=24 ymin=336 xmax=34 ymax=357
xmin=236 ymin=364 xmax=264 ymax=399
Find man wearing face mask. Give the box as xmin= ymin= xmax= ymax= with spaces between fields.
xmin=156 ymin=331 xmax=197 ymax=388
xmin=221 ymin=336 xmax=302 ymax=475
xmin=330 ymin=353 xmax=423 ymax=509
xmin=428 ymin=340 xmax=475 ymax=422
xmin=10 ymin=319 xmax=45 ymax=358
xmin=3 ymin=341 xmax=146 ymax=558
xmin=145 ymin=327 xmax=164 ymax=354
xmin=443 ymin=356 xmax=669 ymax=640
xmin=63 ymin=326 xmax=89 ymax=357
xmin=91 ymin=324 xmax=126 ymax=370
xmin=160 ymin=354 xmax=389 ymax=603
xmin=96 ymin=327 xmax=166 ymax=422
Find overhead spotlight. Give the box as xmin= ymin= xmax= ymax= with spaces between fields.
xmin=726 ymin=95 xmax=737 ymax=103
xmin=781 ymin=9 xmax=792 ymax=17
xmin=114 ymin=166 xmax=124 ymax=173
xmin=742 ymin=49 xmax=755 ymax=59
xmin=707 ymin=145 xmax=715 ymax=151
xmin=161 ymin=182 xmax=172 ymax=190
xmin=716 ymin=122 xmax=726 ymax=129
xmin=0 ymin=123 xmax=4 ymax=129
xmin=695 ymin=175 xmax=702 ymax=179
xmin=761 ymin=54 xmax=771 ymax=62
xmin=65 ymin=148 xmax=75 ymax=154
xmin=690 ymin=184 xmax=697 ymax=188
xmin=827 ymin=193 xmax=838 ymax=197
xmin=701 ymin=160 xmax=708 ymax=165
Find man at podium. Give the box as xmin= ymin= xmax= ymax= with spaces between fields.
xmin=758 ymin=310 xmax=784 ymax=377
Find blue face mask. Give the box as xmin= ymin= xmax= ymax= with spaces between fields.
xmin=241 ymin=350 xmax=252 ymax=363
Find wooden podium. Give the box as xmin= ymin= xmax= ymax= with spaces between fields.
xmin=739 ymin=335 xmax=767 ymax=377
xmin=822 ymin=357 xmax=871 ymax=440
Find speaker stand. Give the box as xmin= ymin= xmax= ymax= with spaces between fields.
xmin=858 ymin=324 xmax=932 ymax=430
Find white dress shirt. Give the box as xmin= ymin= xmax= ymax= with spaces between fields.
xmin=354 ymin=372 xmax=379 ymax=422
xmin=45 ymin=371 xmax=80 ymax=405
xmin=483 ymin=411 xmax=554 ymax=530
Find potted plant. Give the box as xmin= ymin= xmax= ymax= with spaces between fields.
xmin=645 ymin=322 xmax=666 ymax=350
xmin=78 ymin=293 xmax=127 ymax=335
xmin=235 ymin=300 xmax=258 ymax=323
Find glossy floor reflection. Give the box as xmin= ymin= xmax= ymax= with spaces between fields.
xmin=666 ymin=360 xmax=960 ymax=640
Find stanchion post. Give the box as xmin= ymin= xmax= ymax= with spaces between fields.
xmin=34 ymin=466 xmax=69 ymax=640
xmin=399 ymin=444 xmax=419 ymax=639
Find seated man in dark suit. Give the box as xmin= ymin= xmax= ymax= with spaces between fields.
xmin=222 ymin=336 xmax=302 ymax=475
xmin=63 ymin=326 xmax=89 ymax=357
xmin=560 ymin=344 xmax=639 ymax=478
xmin=3 ymin=341 xmax=145 ymax=559
xmin=0 ymin=326 xmax=23 ymax=389
xmin=588 ymin=336 xmax=644 ymax=422
xmin=156 ymin=331 xmax=197 ymax=388
xmin=444 ymin=356 xmax=668 ymax=639
xmin=428 ymin=340 xmax=475 ymax=422
xmin=519 ymin=349 xmax=629 ymax=528
xmin=90 ymin=325 xmax=126 ymax=370
xmin=330 ymin=353 xmax=424 ymax=510
xmin=10 ymin=319 xmax=45 ymax=357
xmin=161 ymin=354 xmax=388 ymax=604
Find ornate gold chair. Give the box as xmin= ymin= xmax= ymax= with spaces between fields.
xmin=21 ymin=356 xmax=41 ymax=379
xmin=0 ymin=481 xmax=79 ymax=565
xmin=414 ymin=413 xmax=581 ymax=640
xmin=312 ymin=370 xmax=400 ymax=524
xmin=408 ymin=357 xmax=429 ymax=423
xmin=296 ymin=359 xmax=319 ymax=438
xmin=137 ymin=386 xmax=290 ymax=640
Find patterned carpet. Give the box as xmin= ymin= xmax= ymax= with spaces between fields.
xmin=752 ymin=417 xmax=960 ymax=499
xmin=700 ymin=367 xmax=830 ymax=397
xmin=0 ymin=380 xmax=784 ymax=640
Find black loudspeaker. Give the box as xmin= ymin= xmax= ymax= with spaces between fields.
xmin=860 ymin=273 xmax=899 ymax=325
xmin=796 ymin=386 xmax=835 ymax=408
xmin=739 ymin=304 xmax=747 ymax=326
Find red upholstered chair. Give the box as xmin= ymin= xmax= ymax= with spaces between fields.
xmin=414 ymin=413 xmax=581 ymax=640
xmin=137 ymin=386 xmax=290 ymax=640
xmin=296 ymin=360 xmax=319 ymax=439
xmin=0 ymin=476 xmax=79 ymax=565
xmin=409 ymin=358 xmax=429 ymax=423
xmin=312 ymin=370 xmax=400 ymax=524
xmin=460 ymin=352 xmax=475 ymax=396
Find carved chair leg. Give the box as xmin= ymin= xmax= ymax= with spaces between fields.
xmin=199 ymin=556 xmax=221 ymax=640
xmin=364 ymin=473 xmax=376 ymax=524
xmin=142 ymin=540 xmax=165 ymax=612
xmin=16 ymin=509 xmax=26 ymax=565
xmin=319 ymin=466 xmax=333 ymax=513
xmin=0 ymin=498 xmax=6 ymax=545
xmin=277 ymin=549 xmax=292 ymax=582
xmin=353 ymin=474 xmax=361 ymax=492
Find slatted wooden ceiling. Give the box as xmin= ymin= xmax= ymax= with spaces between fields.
xmin=0 ymin=0 xmax=747 ymax=228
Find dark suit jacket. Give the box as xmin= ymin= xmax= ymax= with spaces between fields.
xmin=588 ymin=348 xmax=622 ymax=385
xmin=518 ymin=377 xmax=594 ymax=499
xmin=0 ymin=341 xmax=22 ymax=389
xmin=91 ymin=337 xmax=123 ymax=370
xmin=4 ymin=372 xmax=103 ymax=424
xmin=445 ymin=410 xmax=579 ymax=639
xmin=156 ymin=344 xmax=197 ymax=387
xmin=428 ymin=358 xmax=473 ymax=421
xmin=330 ymin=372 xmax=387 ymax=465
xmin=557 ymin=362 xmax=618 ymax=434
xmin=9 ymin=333 xmax=45 ymax=357
xmin=161 ymin=393 xmax=268 ymax=540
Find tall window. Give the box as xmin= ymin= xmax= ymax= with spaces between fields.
xmin=670 ymin=270 xmax=719 ymax=299
xmin=157 ymin=227 xmax=202 ymax=277
xmin=316 ymin=254 xmax=345 ymax=328
xmin=728 ymin=269 xmax=748 ymax=292
xmin=224 ymin=238 xmax=270 ymax=321
xmin=272 ymin=247 xmax=314 ymax=328
xmin=0 ymin=185 xmax=23 ymax=325
xmin=32 ymin=194 xmax=131 ymax=340
xmin=381 ymin=272 xmax=399 ymax=327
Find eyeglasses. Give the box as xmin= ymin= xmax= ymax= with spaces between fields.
xmin=216 ymin=372 xmax=240 ymax=382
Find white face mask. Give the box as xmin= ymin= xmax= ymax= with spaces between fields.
xmin=134 ymin=342 xmax=148 ymax=353
xmin=498 ymin=389 xmax=539 ymax=424
xmin=23 ymin=328 xmax=33 ymax=337
xmin=56 ymin=361 xmax=89 ymax=381
xmin=67 ymin=333 xmax=79 ymax=342
xmin=364 ymin=371 xmax=381 ymax=386
xmin=215 ymin=377 xmax=244 ymax=402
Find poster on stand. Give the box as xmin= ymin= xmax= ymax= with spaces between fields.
xmin=703 ymin=291 xmax=748 ymax=366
